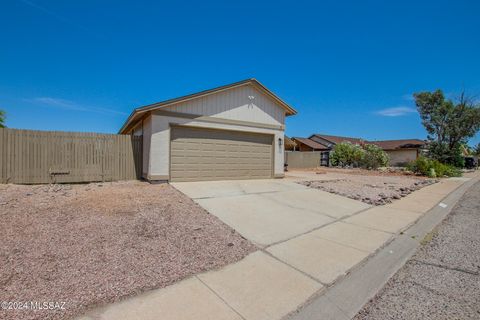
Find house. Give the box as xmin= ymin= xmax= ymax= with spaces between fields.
xmin=309 ymin=134 xmax=365 ymax=147
xmin=370 ymin=139 xmax=426 ymax=166
xmin=119 ymin=79 xmax=297 ymax=182
xmin=291 ymin=137 xmax=328 ymax=151
xmin=290 ymin=134 xmax=425 ymax=166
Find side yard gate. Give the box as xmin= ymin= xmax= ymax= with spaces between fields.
xmin=0 ymin=128 xmax=142 ymax=184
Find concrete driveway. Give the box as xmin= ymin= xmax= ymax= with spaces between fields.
xmin=79 ymin=175 xmax=470 ymax=320
xmin=172 ymin=178 xmax=371 ymax=247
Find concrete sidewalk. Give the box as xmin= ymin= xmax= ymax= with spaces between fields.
xmin=77 ymin=175 xmax=473 ymax=320
xmin=353 ymin=180 xmax=480 ymax=320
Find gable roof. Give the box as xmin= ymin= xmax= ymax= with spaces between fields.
xmin=370 ymin=139 xmax=426 ymax=150
xmin=119 ymin=78 xmax=297 ymax=134
xmin=301 ymin=135 xmax=426 ymax=151
xmin=310 ymin=134 xmax=364 ymax=145
xmin=292 ymin=137 xmax=330 ymax=150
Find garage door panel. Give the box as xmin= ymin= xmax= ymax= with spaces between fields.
xmin=170 ymin=127 xmax=273 ymax=182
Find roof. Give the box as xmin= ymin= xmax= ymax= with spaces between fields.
xmin=119 ymin=78 xmax=298 ymax=134
xmin=292 ymin=137 xmax=329 ymax=150
xmin=310 ymin=134 xmax=364 ymax=145
xmin=370 ymin=139 xmax=426 ymax=150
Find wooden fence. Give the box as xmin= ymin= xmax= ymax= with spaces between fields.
xmin=0 ymin=128 xmax=142 ymax=184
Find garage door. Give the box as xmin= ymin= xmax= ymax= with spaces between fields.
xmin=170 ymin=126 xmax=273 ymax=182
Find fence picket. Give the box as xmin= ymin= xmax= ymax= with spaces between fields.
xmin=0 ymin=128 xmax=142 ymax=184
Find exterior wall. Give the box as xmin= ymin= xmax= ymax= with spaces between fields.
xmin=132 ymin=122 xmax=143 ymax=136
xmin=138 ymin=84 xmax=290 ymax=181
xmin=148 ymin=115 xmax=284 ymax=180
xmin=142 ymin=116 xmax=152 ymax=178
xmin=387 ymin=149 xmax=418 ymax=166
xmin=165 ymin=85 xmax=285 ymax=126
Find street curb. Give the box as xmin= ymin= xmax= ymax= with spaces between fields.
xmin=286 ymin=175 xmax=480 ymax=320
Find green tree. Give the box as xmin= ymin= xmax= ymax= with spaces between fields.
xmin=362 ymin=144 xmax=389 ymax=169
xmin=330 ymin=142 xmax=364 ymax=167
xmin=0 ymin=110 xmax=5 ymax=128
xmin=475 ymin=143 xmax=480 ymax=156
xmin=414 ymin=90 xmax=480 ymax=166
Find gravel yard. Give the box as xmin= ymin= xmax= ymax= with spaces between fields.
xmin=354 ymin=181 xmax=480 ymax=320
xmin=0 ymin=181 xmax=256 ymax=320
xmin=298 ymin=171 xmax=437 ymax=205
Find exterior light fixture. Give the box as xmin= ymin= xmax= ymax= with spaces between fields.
xmin=278 ymin=138 xmax=283 ymax=147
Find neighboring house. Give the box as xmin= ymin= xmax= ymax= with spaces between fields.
xmin=309 ymin=134 xmax=365 ymax=147
xmin=291 ymin=137 xmax=328 ymax=151
xmin=119 ymin=79 xmax=297 ymax=182
xmin=370 ymin=139 xmax=426 ymax=166
xmin=291 ymin=134 xmax=425 ymax=166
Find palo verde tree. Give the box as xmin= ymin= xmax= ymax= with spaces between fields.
xmin=0 ymin=109 xmax=5 ymax=128
xmin=414 ymin=90 xmax=480 ymax=166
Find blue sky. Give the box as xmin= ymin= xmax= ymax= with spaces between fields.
xmin=1 ymin=0 xmax=479 ymax=145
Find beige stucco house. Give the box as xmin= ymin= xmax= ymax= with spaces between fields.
xmin=290 ymin=134 xmax=425 ymax=166
xmin=119 ymin=79 xmax=297 ymax=182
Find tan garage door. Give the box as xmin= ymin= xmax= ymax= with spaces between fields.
xmin=170 ymin=126 xmax=273 ymax=182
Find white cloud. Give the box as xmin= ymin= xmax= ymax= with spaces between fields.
xmin=32 ymin=97 xmax=87 ymax=111
xmin=376 ymin=107 xmax=416 ymax=117
xmin=27 ymin=97 xmax=127 ymax=116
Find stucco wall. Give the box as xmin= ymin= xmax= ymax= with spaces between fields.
xmin=148 ymin=115 xmax=284 ymax=179
xmin=144 ymin=84 xmax=288 ymax=180
xmin=142 ymin=116 xmax=152 ymax=177
xmin=387 ymin=149 xmax=418 ymax=166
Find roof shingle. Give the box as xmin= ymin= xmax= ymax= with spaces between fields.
xmin=292 ymin=137 xmax=329 ymax=150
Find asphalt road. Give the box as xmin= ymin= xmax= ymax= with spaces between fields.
xmin=354 ymin=181 xmax=480 ymax=320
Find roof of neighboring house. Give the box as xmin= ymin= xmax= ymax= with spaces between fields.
xmin=310 ymin=134 xmax=365 ymax=145
xmin=370 ymin=139 xmax=426 ymax=150
xmin=292 ymin=137 xmax=329 ymax=150
xmin=119 ymin=78 xmax=298 ymax=134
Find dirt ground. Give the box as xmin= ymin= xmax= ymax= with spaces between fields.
xmin=0 ymin=181 xmax=256 ymax=320
xmin=297 ymin=168 xmax=437 ymax=205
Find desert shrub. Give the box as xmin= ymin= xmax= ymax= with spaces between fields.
xmin=406 ymin=156 xmax=431 ymax=174
xmin=406 ymin=156 xmax=461 ymax=177
xmin=428 ymin=141 xmax=465 ymax=167
xmin=361 ymin=144 xmax=389 ymax=169
xmin=330 ymin=142 xmax=364 ymax=167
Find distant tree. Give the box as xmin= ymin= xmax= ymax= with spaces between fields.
xmin=475 ymin=143 xmax=480 ymax=156
xmin=414 ymin=90 xmax=480 ymax=166
xmin=0 ymin=110 xmax=5 ymax=128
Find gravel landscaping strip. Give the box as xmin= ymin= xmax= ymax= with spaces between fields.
xmin=0 ymin=181 xmax=256 ymax=320
xmin=354 ymin=181 xmax=480 ymax=320
xmin=299 ymin=174 xmax=437 ymax=205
